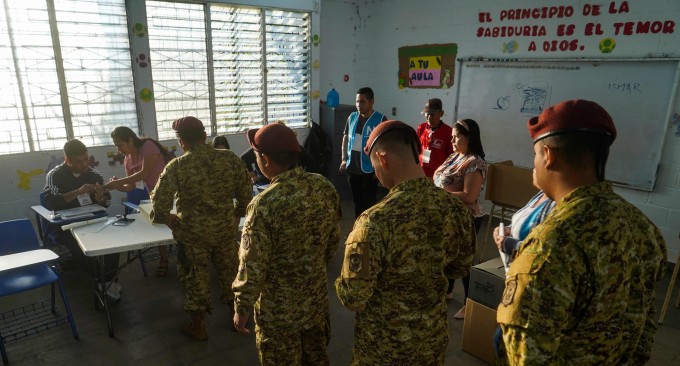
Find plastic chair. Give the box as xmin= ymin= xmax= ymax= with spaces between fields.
xmin=0 ymin=219 xmax=78 ymax=364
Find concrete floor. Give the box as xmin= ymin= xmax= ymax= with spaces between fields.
xmin=1 ymin=199 xmax=679 ymax=365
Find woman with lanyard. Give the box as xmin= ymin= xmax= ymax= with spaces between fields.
xmin=432 ymin=118 xmax=487 ymax=320
xmin=105 ymin=126 xmax=174 ymax=276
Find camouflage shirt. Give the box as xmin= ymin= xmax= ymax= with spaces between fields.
xmin=335 ymin=177 xmax=475 ymax=366
xmin=150 ymin=143 xmax=251 ymax=241
xmin=498 ymin=181 xmax=667 ymax=365
xmin=232 ymin=167 xmax=341 ymax=332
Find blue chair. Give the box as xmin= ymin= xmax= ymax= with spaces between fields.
xmin=0 ymin=219 xmax=78 ymax=364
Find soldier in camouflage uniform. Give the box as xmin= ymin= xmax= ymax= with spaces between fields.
xmin=335 ymin=120 xmax=475 ymax=366
xmin=151 ymin=116 xmax=251 ymax=341
xmin=497 ymin=100 xmax=667 ymax=365
xmin=232 ymin=123 xmax=341 ymax=365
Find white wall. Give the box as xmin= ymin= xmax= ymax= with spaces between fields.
xmin=320 ymin=0 xmax=680 ymax=260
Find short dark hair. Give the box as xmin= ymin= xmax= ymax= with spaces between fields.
xmin=176 ymin=128 xmax=206 ymax=145
xmin=212 ymin=135 xmax=230 ymax=149
xmin=372 ymin=127 xmax=421 ymax=164
xmin=63 ymin=139 xmax=87 ymax=158
xmin=357 ymin=87 xmax=374 ymax=101
xmin=454 ymin=119 xmax=485 ymax=159
xmin=539 ymin=132 xmax=612 ymax=181
xmin=262 ymin=151 xmax=299 ymax=170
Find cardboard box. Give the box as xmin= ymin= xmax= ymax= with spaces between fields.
xmin=461 ymin=298 xmax=499 ymax=365
xmin=469 ymin=257 xmax=506 ymax=309
xmin=485 ymin=162 xmax=538 ymax=209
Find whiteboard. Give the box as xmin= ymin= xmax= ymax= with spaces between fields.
xmin=455 ymin=59 xmax=679 ymax=191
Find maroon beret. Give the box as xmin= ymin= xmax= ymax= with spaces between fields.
xmin=364 ymin=120 xmax=416 ymax=155
xmin=172 ymin=116 xmax=205 ymax=132
xmin=528 ymin=99 xmax=616 ymax=144
xmin=247 ymin=123 xmax=301 ymax=153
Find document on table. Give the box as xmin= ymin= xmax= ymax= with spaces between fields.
xmin=57 ymin=204 xmax=107 ymax=218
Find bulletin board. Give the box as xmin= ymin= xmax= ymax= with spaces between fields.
xmin=397 ymin=43 xmax=457 ymax=89
xmin=455 ymin=59 xmax=680 ymax=191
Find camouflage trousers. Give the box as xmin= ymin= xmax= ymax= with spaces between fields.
xmin=177 ymin=237 xmax=238 ymax=313
xmin=255 ymin=316 xmax=330 ymax=366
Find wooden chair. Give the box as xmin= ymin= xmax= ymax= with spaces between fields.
xmin=481 ymin=161 xmax=538 ymax=262
xmin=658 ymin=233 xmax=680 ymax=324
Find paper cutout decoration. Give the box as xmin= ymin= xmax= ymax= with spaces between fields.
xmin=313 ymin=34 xmax=320 ymax=46
xmin=16 ymin=169 xmax=43 ymax=191
xmin=312 ymin=59 xmax=320 ymax=69
xmin=599 ymin=38 xmax=616 ymax=53
xmin=311 ymin=90 xmax=321 ymax=100
xmin=132 ymin=23 xmax=147 ymax=38
xmin=136 ymin=53 xmax=149 ymax=68
xmin=140 ymin=88 xmax=154 ymax=102
xmin=398 ymin=43 xmax=457 ymax=89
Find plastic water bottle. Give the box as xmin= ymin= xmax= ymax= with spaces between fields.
xmin=327 ymin=88 xmax=339 ymax=108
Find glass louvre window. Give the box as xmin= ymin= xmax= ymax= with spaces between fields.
xmin=211 ymin=5 xmax=264 ymax=134
xmin=54 ymin=0 xmax=138 ymax=147
xmin=0 ymin=0 xmax=137 ymax=155
xmin=146 ymin=1 xmax=312 ymax=136
xmin=0 ymin=0 xmax=65 ymax=154
xmin=146 ymin=1 xmax=210 ymax=141
xmin=265 ymin=10 xmax=310 ymax=129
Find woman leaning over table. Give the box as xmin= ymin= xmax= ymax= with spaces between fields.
xmin=432 ymin=118 xmax=487 ymax=320
xmin=104 ymin=126 xmax=174 ymax=276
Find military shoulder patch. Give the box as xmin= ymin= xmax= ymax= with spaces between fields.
xmin=342 ymin=227 xmax=372 ymax=279
xmin=502 ymin=278 xmax=517 ymax=306
xmin=349 ymin=252 xmax=363 ymax=273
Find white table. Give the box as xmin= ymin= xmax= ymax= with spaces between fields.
xmin=71 ymin=215 xmax=175 ymax=256
xmin=0 ymin=249 xmax=58 ymax=272
xmin=70 ymin=214 xmax=175 ymax=337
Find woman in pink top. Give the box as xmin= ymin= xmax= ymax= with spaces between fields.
xmin=105 ymin=126 xmax=173 ymax=276
xmin=432 ymin=118 xmax=487 ymax=320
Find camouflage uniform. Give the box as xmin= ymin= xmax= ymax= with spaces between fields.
xmin=151 ymin=144 xmax=251 ymax=313
xmin=497 ymin=182 xmax=667 ymax=365
xmin=335 ymin=177 xmax=475 ymax=366
xmin=232 ymin=167 xmax=341 ymax=366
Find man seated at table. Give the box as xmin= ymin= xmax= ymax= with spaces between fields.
xmin=43 ymin=139 xmax=122 ymax=301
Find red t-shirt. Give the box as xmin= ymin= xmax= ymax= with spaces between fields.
xmin=416 ymin=121 xmax=454 ymax=177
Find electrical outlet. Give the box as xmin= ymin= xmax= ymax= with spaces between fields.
xmin=392 ymin=107 xmax=397 ymax=116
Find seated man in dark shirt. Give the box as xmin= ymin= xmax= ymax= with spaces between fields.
xmin=43 ymin=139 xmax=122 ymax=301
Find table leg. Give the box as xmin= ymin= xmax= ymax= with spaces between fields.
xmin=95 ymin=256 xmax=115 ymax=337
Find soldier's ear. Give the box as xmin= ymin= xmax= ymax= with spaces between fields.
xmin=543 ymin=144 xmax=556 ymax=170
xmin=374 ymin=150 xmax=389 ymax=170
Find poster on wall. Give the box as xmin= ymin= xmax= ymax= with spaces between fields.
xmin=397 ymin=43 xmax=457 ymax=89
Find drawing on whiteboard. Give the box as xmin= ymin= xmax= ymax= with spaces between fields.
xmin=517 ymin=82 xmax=550 ymax=114
xmin=494 ymin=96 xmax=511 ymax=110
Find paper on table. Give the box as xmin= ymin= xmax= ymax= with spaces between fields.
xmin=61 ymin=216 xmax=109 ymax=231
xmin=57 ymin=204 xmax=106 ymax=218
